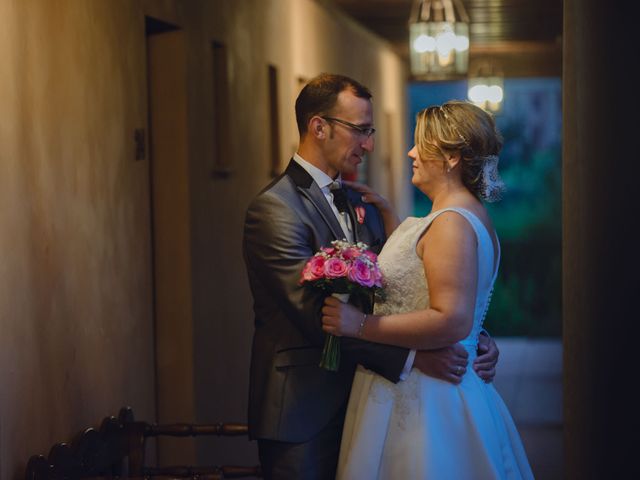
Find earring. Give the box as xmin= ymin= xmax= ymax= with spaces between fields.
xmin=446 ymin=165 xmax=452 ymax=173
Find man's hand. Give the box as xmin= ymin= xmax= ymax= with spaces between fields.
xmin=413 ymin=344 xmax=469 ymax=385
xmin=473 ymin=333 xmax=499 ymax=383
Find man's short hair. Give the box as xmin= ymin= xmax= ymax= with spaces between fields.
xmin=295 ymin=73 xmax=372 ymax=137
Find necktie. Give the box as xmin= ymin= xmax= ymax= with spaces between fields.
xmin=330 ymin=182 xmax=350 ymax=214
xmin=330 ymin=181 xmax=356 ymax=241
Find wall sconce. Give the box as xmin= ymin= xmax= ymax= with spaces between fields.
xmin=409 ymin=0 xmax=470 ymax=80
xmin=468 ymin=62 xmax=504 ymax=113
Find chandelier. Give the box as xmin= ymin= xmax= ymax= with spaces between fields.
xmin=468 ymin=62 xmax=504 ymax=113
xmin=409 ymin=0 xmax=470 ymax=79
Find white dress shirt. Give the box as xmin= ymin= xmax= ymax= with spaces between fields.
xmin=293 ymin=154 xmax=415 ymax=379
xmin=293 ymin=153 xmax=353 ymax=242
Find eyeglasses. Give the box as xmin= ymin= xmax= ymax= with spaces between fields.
xmin=321 ymin=116 xmax=376 ymax=138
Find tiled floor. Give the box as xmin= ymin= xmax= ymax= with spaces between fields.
xmin=492 ymin=337 xmax=563 ymax=480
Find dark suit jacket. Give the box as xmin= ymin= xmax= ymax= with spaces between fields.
xmin=243 ymin=159 xmax=410 ymax=443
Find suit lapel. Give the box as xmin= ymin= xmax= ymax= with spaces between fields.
xmin=285 ymin=160 xmax=346 ymax=241
xmin=344 ymin=188 xmax=384 ymax=250
xmin=345 ymin=202 xmax=360 ymax=242
xmin=346 ymin=188 xmax=366 ymax=243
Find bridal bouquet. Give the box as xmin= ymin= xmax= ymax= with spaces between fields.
xmin=300 ymin=240 xmax=384 ymax=371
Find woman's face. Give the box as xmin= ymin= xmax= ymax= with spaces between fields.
xmin=409 ymin=143 xmax=446 ymax=191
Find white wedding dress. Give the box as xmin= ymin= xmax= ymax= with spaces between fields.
xmin=337 ymin=208 xmax=534 ymax=479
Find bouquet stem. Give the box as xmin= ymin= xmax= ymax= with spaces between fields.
xmin=319 ymin=292 xmax=349 ymax=371
xmin=319 ymin=334 xmax=340 ymax=371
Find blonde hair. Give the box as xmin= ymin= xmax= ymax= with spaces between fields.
xmin=415 ymin=101 xmax=504 ymax=200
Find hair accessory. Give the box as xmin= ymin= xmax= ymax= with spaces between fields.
xmin=478 ymin=155 xmax=506 ymax=202
xmin=439 ymin=104 xmax=467 ymax=145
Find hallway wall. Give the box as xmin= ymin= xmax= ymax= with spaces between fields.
xmin=0 ymin=0 xmax=408 ymax=476
xmin=0 ymin=1 xmax=155 ymax=478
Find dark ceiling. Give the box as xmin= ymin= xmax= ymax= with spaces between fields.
xmin=329 ymin=0 xmax=563 ymax=77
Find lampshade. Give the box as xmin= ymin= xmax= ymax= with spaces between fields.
xmin=409 ymin=0 xmax=470 ymax=79
xmin=468 ymin=62 xmax=504 ymax=113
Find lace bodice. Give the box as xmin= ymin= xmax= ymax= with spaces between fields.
xmin=374 ymin=208 xmax=500 ymax=350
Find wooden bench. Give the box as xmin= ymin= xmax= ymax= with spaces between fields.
xmin=25 ymin=406 xmax=261 ymax=479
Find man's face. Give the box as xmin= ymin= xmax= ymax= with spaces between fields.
xmin=322 ymin=90 xmax=375 ymax=178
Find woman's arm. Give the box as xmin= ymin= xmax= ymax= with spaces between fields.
xmin=344 ymin=180 xmax=401 ymax=237
xmin=322 ymin=212 xmax=478 ymax=350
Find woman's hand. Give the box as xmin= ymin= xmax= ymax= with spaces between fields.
xmin=321 ymin=296 xmax=366 ymax=338
xmin=343 ymin=180 xmax=400 ymax=235
xmin=343 ymin=180 xmax=392 ymax=212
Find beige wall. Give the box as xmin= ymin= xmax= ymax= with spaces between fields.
xmin=0 ymin=0 xmax=408 ymax=475
xmin=0 ymin=1 xmax=155 ymax=478
xmin=288 ymin=0 xmax=411 ymax=215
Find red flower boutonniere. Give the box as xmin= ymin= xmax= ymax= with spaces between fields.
xmin=354 ymin=205 xmax=366 ymax=224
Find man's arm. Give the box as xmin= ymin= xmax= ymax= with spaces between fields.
xmin=244 ymin=192 xmax=413 ymax=382
xmin=403 ymin=337 xmax=499 ymax=386
xmin=243 ymin=193 xmax=326 ymax=346
xmin=411 ymin=332 xmax=499 ymax=384
xmin=413 ymin=345 xmax=469 ymax=384
xmin=339 ymin=336 xmax=409 ymax=383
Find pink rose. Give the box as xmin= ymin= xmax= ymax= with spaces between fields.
xmin=341 ymin=247 xmax=361 ymax=261
xmin=322 ymin=247 xmax=336 ymax=255
xmin=324 ymin=257 xmax=348 ymax=278
xmin=347 ymin=258 xmax=375 ymax=287
xmin=301 ymin=255 xmax=325 ymax=282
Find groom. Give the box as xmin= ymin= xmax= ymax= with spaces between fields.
xmin=243 ymin=73 xmax=499 ymax=479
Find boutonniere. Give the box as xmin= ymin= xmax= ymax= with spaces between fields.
xmin=354 ymin=205 xmax=366 ymax=224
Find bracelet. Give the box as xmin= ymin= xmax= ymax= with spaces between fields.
xmin=357 ymin=313 xmax=368 ymax=337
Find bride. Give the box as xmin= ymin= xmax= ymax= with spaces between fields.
xmin=322 ymin=101 xmax=534 ymax=479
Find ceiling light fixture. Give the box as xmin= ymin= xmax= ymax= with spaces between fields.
xmin=468 ymin=62 xmax=504 ymax=113
xmin=409 ymin=0 xmax=470 ymax=80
